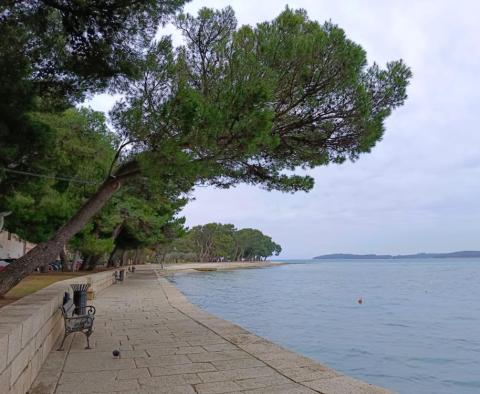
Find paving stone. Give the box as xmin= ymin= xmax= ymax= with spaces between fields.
xmin=135 ymin=385 xmax=196 ymax=394
xmin=211 ymin=358 xmax=265 ymax=370
xmin=198 ymin=367 xmax=278 ymax=383
xmin=194 ymin=380 xmax=243 ymax=394
xmin=241 ymin=383 xmax=317 ymax=393
xmin=29 ymin=372 xmax=58 ymax=394
xmin=175 ymin=346 xmax=207 ymax=354
xmin=117 ymin=367 xmax=150 ymax=380
xmin=149 ymin=362 xmax=217 ymax=376
xmin=143 ymin=346 xmax=178 ymax=356
xmin=59 ymin=370 xmax=114 ymax=383
xmin=202 ymin=343 xmax=238 ymax=352
xmin=234 ymin=375 xmax=292 ymax=390
xmin=63 ymin=352 xmax=136 ymax=372
xmin=187 ymin=338 xmax=230 ymax=346
xmin=139 ymin=373 xmax=202 ymax=387
xmin=188 ymin=350 xmax=251 ymax=363
xmin=135 ymin=354 xmax=191 ymax=367
xmin=0 ymin=368 xmax=11 ymax=394
xmin=56 ymin=377 xmax=139 ymax=393
xmin=0 ymin=331 xmax=8 ymax=371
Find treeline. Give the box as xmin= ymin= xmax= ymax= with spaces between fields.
xmin=0 ymin=1 xmax=410 ymax=295
xmin=157 ymin=224 xmax=281 ymax=263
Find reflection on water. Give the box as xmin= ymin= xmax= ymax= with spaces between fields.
xmin=170 ymin=259 xmax=480 ymax=394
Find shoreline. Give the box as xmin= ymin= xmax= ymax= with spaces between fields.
xmin=155 ymin=265 xmax=393 ymax=393
xmin=160 ymin=261 xmax=285 ymax=273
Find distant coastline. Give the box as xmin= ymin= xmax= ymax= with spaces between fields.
xmin=313 ymin=251 xmax=480 ymax=259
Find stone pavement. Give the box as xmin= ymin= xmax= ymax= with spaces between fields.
xmin=31 ymin=268 xmax=392 ymax=394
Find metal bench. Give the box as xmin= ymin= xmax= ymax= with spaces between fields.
xmin=58 ymin=298 xmax=96 ymax=350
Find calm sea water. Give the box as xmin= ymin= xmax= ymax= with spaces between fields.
xmin=170 ymin=259 xmax=480 ymax=394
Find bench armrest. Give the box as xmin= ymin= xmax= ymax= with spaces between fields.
xmin=86 ymin=305 xmax=96 ymax=316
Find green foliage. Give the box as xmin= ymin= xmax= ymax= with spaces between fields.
xmin=0 ymin=0 xmax=187 ymax=192
xmin=2 ymin=108 xmax=116 ymax=243
xmin=70 ymin=226 xmax=115 ymax=257
xmin=0 ymin=5 xmax=409 ymax=275
xmin=163 ymin=223 xmax=281 ymax=262
xmin=113 ymin=6 xmax=411 ymax=194
xmin=234 ymin=228 xmax=281 ymax=261
xmin=1 ymin=0 xmax=188 ymax=99
xmin=68 ymin=176 xmax=188 ymax=267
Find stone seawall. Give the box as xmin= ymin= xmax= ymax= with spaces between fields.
xmin=0 ymin=268 xmax=127 ymax=394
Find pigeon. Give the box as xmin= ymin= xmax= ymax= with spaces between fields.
xmin=112 ymin=350 xmax=121 ymax=358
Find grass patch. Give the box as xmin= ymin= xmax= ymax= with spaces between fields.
xmin=3 ymin=272 xmax=89 ymax=300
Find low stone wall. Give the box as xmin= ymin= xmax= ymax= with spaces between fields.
xmin=0 ymin=268 xmax=128 ymax=394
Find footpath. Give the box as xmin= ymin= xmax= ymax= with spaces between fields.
xmin=31 ymin=267 xmax=391 ymax=394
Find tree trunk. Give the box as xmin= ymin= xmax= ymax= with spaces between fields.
xmin=106 ymin=220 xmax=125 ymax=267
xmin=0 ymin=177 xmax=124 ymax=296
xmin=107 ymin=245 xmax=119 ymax=267
xmin=120 ymin=250 xmax=128 ymax=266
xmin=87 ymin=254 xmax=101 ymax=271
xmin=80 ymin=255 xmax=91 ymax=271
xmin=72 ymin=250 xmax=81 ymax=272
xmin=60 ymin=247 xmax=71 ymax=272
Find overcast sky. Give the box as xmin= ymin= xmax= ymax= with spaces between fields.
xmin=87 ymin=0 xmax=480 ymax=258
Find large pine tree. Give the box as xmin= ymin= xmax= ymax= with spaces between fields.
xmin=0 ymin=7 xmax=411 ymax=295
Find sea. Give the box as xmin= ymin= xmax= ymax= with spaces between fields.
xmin=169 ymin=259 xmax=480 ymax=394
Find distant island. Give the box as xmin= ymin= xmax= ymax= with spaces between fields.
xmin=313 ymin=251 xmax=480 ymax=259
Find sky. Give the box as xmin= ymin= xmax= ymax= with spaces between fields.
xmin=86 ymin=0 xmax=480 ymax=258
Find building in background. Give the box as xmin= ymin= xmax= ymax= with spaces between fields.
xmin=0 ymin=230 xmax=36 ymax=260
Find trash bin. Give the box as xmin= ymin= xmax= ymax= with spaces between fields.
xmin=119 ymin=270 xmax=125 ymax=281
xmin=71 ymin=283 xmax=90 ymax=315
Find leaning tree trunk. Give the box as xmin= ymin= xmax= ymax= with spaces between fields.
xmin=0 ymin=176 xmax=126 ymax=296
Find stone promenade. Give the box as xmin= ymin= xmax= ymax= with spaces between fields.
xmin=31 ymin=268 xmax=391 ymax=394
